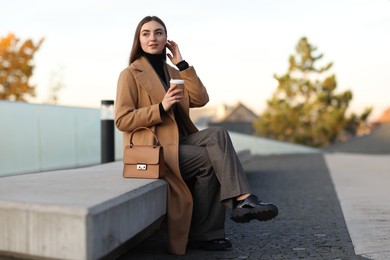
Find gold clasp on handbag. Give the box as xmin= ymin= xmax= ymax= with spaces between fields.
xmin=136 ymin=163 xmax=147 ymax=170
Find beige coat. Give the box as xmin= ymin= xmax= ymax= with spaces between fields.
xmin=115 ymin=56 xmax=209 ymax=255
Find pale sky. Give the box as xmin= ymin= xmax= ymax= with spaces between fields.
xmin=2 ymin=0 xmax=390 ymax=120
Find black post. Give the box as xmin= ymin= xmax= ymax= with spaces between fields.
xmin=101 ymin=100 xmax=115 ymax=163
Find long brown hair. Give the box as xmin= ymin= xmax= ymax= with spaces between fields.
xmin=129 ymin=16 xmax=167 ymax=64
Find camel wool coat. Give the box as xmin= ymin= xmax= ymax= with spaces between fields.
xmin=115 ymin=56 xmax=209 ymax=255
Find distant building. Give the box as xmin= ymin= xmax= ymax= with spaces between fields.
xmin=190 ymin=103 xmax=229 ymax=126
xmin=325 ymin=106 xmax=390 ymax=154
xmin=377 ymin=107 xmax=390 ymax=124
xmin=324 ymin=123 xmax=390 ymax=154
xmin=190 ymin=102 xmax=259 ymax=135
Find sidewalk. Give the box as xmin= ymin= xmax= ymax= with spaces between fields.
xmin=118 ymin=153 xmax=378 ymax=259
xmin=326 ymin=153 xmax=390 ymax=260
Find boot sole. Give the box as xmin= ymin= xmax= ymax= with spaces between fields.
xmin=231 ymin=205 xmax=278 ymax=223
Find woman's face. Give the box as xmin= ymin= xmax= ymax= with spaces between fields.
xmin=140 ymin=20 xmax=167 ymax=55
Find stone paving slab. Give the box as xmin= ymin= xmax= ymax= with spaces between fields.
xmin=119 ymin=153 xmax=369 ymax=259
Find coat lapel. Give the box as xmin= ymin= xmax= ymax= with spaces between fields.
xmin=132 ymin=56 xmax=166 ymax=104
xmin=132 ymin=56 xmax=175 ymax=120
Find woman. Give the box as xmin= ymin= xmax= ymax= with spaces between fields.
xmin=115 ymin=16 xmax=278 ymax=255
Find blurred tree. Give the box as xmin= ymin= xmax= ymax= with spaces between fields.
xmin=45 ymin=65 xmax=66 ymax=104
xmin=0 ymin=33 xmax=44 ymax=101
xmin=253 ymin=37 xmax=371 ymax=147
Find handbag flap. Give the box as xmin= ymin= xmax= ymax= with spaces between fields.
xmin=123 ymin=145 xmax=162 ymax=165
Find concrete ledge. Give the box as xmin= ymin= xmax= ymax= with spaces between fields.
xmin=0 ymin=161 xmax=167 ymax=260
xmin=0 ymin=149 xmax=250 ymax=260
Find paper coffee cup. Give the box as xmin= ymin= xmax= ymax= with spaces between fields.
xmin=170 ymin=79 xmax=184 ymax=84
xmin=170 ymin=79 xmax=184 ymax=92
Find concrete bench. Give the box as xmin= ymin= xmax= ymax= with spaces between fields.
xmin=0 ymin=161 xmax=167 ymax=260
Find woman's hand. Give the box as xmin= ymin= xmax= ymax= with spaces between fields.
xmin=161 ymin=83 xmax=183 ymax=111
xmin=166 ymin=40 xmax=183 ymax=65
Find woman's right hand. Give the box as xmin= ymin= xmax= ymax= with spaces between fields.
xmin=161 ymin=83 xmax=183 ymax=111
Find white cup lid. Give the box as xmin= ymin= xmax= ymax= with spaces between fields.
xmin=170 ymin=79 xmax=185 ymax=84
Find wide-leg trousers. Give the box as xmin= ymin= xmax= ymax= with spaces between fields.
xmin=179 ymin=127 xmax=252 ymax=241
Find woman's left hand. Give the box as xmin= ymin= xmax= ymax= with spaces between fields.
xmin=166 ymin=40 xmax=183 ymax=65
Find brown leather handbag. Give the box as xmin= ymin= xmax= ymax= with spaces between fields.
xmin=123 ymin=127 xmax=165 ymax=179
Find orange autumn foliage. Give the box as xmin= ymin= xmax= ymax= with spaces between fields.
xmin=0 ymin=33 xmax=44 ymax=101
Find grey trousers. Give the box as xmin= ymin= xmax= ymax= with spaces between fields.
xmin=179 ymin=127 xmax=252 ymax=241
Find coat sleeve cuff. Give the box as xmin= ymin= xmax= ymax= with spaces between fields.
xmin=176 ymin=60 xmax=189 ymax=71
xmin=159 ymin=103 xmax=167 ymax=118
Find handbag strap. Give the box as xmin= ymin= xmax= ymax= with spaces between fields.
xmin=129 ymin=127 xmax=160 ymax=148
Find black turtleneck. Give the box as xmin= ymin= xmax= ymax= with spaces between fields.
xmin=144 ymin=52 xmax=168 ymax=87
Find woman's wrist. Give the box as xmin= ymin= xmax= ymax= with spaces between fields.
xmin=176 ymin=60 xmax=189 ymax=71
xmin=159 ymin=103 xmax=167 ymax=115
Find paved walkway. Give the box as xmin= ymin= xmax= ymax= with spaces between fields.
xmin=325 ymin=153 xmax=390 ymax=260
xmin=119 ymin=153 xmax=385 ymax=259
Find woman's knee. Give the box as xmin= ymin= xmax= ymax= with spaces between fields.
xmin=208 ymin=127 xmax=229 ymax=138
xmin=211 ymin=127 xmax=232 ymax=145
